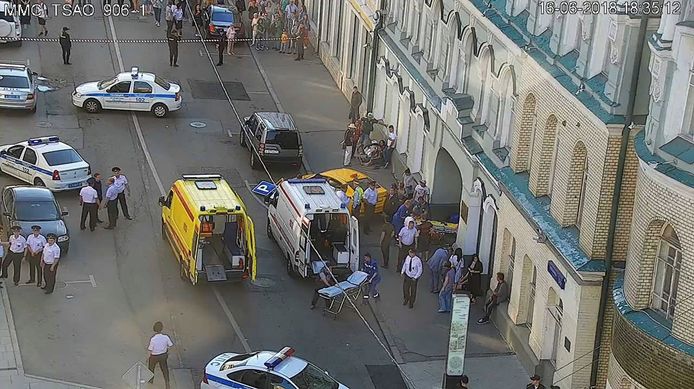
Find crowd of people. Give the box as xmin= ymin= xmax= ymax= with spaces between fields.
xmin=0 ymin=168 xmax=132 ymax=295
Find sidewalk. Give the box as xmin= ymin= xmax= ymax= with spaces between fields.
xmin=251 ymin=46 xmax=530 ymax=388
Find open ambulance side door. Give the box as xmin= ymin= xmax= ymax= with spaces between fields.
xmin=244 ymin=216 xmax=257 ymax=281
xmin=349 ymin=216 xmax=360 ymax=273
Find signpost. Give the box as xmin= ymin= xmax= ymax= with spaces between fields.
xmin=252 ymin=180 xmax=277 ymax=197
xmin=122 ymin=361 xmax=154 ymax=389
xmin=444 ymin=294 xmax=471 ymax=388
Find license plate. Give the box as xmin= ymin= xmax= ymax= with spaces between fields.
xmin=68 ymin=182 xmax=83 ymax=188
xmin=2 ymin=95 xmax=20 ymax=100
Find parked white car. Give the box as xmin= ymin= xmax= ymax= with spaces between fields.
xmin=0 ymin=1 xmax=22 ymax=47
xmin=72 ymin=67 xmax=181 ymax=118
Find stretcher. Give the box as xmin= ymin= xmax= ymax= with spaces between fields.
xmin=318 ymin=271 xmax=369 ymax=318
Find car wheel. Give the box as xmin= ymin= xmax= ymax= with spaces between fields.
xmin=152 ymin=103 xmax=168 ymax=118
xmin=83 ymin=98 xmax=101 ymax=113
xmin=286 ymin=254 xmax=296 ymax=277
xmin=179 ymin=258 xmax=188 ymax=282
xmin=239 ymin=131 xmax=246 ymax=147
xmin=250 ymin=151 xmax=259 ymax=170
xmin=34 ymin=178 xmax=45 ymax=187
xmin=267 ymin=218 xmax=275 ymax=241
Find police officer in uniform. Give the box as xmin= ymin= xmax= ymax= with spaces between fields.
xmin=1 ymin=226 xmax=27 ymax=286
xmin=59 ymin=27 xmax=71 ymax=65
xmin=167 ymin=28 xmax=180 ymax=67
xmin=216 ymin=33 xmax=227 ymax=66
xmin=111 ymin=167 xmax=132 ymax=220
xmin=91 ymin=174 xmax=104 ymax=223
xmin=79 ymin=180 xmax=100 ymax=231
xmin=41 ymin=233 xmax=61 ymax=294
xmin=25 ymin=225 xmax=47 ymax=287
xmin=103 ymin=177 xmax=120 ymax=229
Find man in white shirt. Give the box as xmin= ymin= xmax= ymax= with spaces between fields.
xmin=148 ymin=321 xmax=174 ymax=389
xmin=41 ymin=233 xmax=60 ymax=294
xmin=103 ymin=177 xmax=120 ymax=229
xmin=414 ymin=180 xmax=431 ymax=203
xmin=383 ymin=124 xmax=397 ymax=169
xmin=401 ymin=248 xmax=423 ymax=308
xmin=1 ymin=226 xmax=27 ymax=286
xmin=362 ymin=181 xmax=378 ymax=235
xmin=79 ymin=180 xmax=100 ymax=231
xmin=397 ymin=216 xmax=417 ymax=272
xmin=111 ymin=166 xmax=132 ymax=220
xmin=335 ymin=184 xmax=350 ymax=208
xmin=25 ymin=225 xmax=47 ymax=287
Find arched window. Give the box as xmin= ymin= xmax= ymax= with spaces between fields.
xmin=562 ymin=141 xmax=587 ymax=227
xmin=508 ymin=237 xmax=517 ymax=286
xmin=651 ymin=225 xmax=682 ymax=320
xmin=575 ymin=155 xmax=588 ymax=227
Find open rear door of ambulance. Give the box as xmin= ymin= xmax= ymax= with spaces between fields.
xmin=349 ymin=215 xmax=360 ymax=273
xmin=244 ymin=215 xmax=257 ymax=280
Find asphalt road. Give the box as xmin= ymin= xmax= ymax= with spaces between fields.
xmin=0 ymin=7 xmax=396 ymax=389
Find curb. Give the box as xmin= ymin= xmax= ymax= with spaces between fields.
xmin=1 ymin=287 xmax=24 ymax=376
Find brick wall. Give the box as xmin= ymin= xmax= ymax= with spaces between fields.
xmin=508 ymin=56 xmax=618 ymax=261
xmin=511 ymin=94 xmax=536 ymax=173
xmin=611 ymin=312 xmax=694 ymax=389
xmin=623 ymin=163 xmax=694 ymax=343
xmin=561 ymin=141 xmax=588 ymax=226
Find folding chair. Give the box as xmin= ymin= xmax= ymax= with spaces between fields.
xmin=318 ymin=271 xmax=369 ymax=318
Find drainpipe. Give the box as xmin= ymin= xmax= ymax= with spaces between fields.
xmin=316 ymin=0 xmax=324 ymax=56
xmin=366 ymin=9 xmax=384 ymax=113
xmin=589 ymin=13 xmax=649 ymax=388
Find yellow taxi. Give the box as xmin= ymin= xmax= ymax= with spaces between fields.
xmin=302 ymin=168 xmax=388 ymax=214
xmin=158 ymin=174 xmax=257 ymax=285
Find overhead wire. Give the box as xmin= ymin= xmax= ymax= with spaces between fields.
xmin=183 ymin=3 xmax=416 ymax=386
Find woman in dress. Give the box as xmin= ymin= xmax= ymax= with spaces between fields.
xmin=468 ymin=254 xmax=483 ymax=303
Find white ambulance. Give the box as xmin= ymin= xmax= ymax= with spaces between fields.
xmin=266 ymin=178 xmax=359 ymax=278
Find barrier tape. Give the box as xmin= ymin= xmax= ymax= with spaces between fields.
xmin=18 ymin=36 xmax=299 ymax=43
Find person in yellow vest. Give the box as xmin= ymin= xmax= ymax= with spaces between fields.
xmin=280 ymin=30 xmax=289 ymax=53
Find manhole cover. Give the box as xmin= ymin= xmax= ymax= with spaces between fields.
xmin=37 ymin=121 xmax=52 ymax=128
xmin=251 ymin=277 xmax=275 ymax=288
xmin=187 ymin=79 xmax=251 ymax=101
xmin=190 ymin=121 xmax=207 ymax=128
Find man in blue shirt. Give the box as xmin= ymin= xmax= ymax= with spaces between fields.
xmin=361 ymin=253 xmax=381 ymax=299
xmin=391 ymin=199 xmax=412 ymax=235
xmin=428 ymin=246 xmax=449 ymax=293
xmin=103 ymin=177 xmax=120 ymax=230
xmin=362 ymin=181 xmax=378 ymax=234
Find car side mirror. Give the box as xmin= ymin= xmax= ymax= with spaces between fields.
xmin=61 ymin=207 xmax=69 ymax=216
xmin=158 ymin=196 xmax=165 ymax=206
xmin=32 ymin=72 xmax=38 ymax=76
xmin=2 ymin=212 xmax=9 ymax=217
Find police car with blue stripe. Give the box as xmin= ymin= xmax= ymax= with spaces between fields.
xmin=201 ymin=347 xmax=348 ymax=389
xmin=72 ymin=67 xmax=181 ymax=118
xmin=0 ymin=136 xmax=90 ymax=191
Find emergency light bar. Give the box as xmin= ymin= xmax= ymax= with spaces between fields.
xmin=28 ymin=136 xmax=59 ymax=146
xmin=131 ymin=67 xmax=140 ymax=78
xmin=182 ymin=174 xmax=223 ymax=180
xmin=264 ymin=347 xmax=295 ymax=370
xmin=287 ymin=178 xmax=327 ymax=184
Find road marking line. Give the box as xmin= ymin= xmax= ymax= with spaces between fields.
xmin=89 ymin=274 xmax=97 ymax=287
xmin=106 ymin=12 xmax=251 ymax=359
xmin=213 ymin=287 xmax=251 ymax=353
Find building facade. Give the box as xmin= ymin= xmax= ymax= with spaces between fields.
xmin=605 ymin=2 xmax=694 ymax=388
xmin=303 ymin=1 xmax=674 ymax=388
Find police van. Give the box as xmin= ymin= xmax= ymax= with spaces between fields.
xmin=266 ymin=178 xmax=359 ymax=278
xmin=159 ymin=174 xmax=257 ymax=285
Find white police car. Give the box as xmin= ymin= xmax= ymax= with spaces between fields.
xmin=0 ymin=136 xmax=90 ymax=191
xmin=202 ymin=347 xmax=348 ymax=389
xmin=72 ymin=67 xmax=181 ymax=118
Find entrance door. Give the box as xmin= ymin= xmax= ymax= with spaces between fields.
xmin=527 ymin=266 xmax=537 ymax=329
xmin=550 ymin=300 xmax=563 ymax=366
xmin=349 ymin=216 xmax=360 ymax=273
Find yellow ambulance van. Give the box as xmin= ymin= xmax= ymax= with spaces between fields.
xmin=158 ymin=174 xmax=257 ymax=284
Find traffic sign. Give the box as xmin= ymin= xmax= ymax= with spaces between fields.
xmin=122 ymin=361 xmax=154 ymax=388
xmin=252 ymin=180 xmax=277 ymax=196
